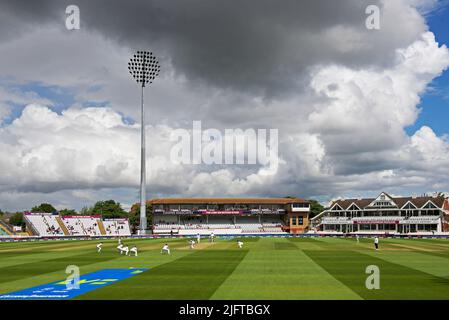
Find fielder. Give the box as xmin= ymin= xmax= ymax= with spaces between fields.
xmin=161 ymin=244 xmax=171 ymax=255
xmin=117 ymin=243 xmax=124 ymax=253
xmin=121 ymin=245 xmax=130 ymax=256
xmin=237 ymin=240 xmax=243 ymax=248
xmin=210 ymin=232 xmax=215 ymax=243
xmin=189 ymin=239 xmax=195 ymax=249
xmin=130 ymin=246 xmax=138 ymax=256
xmin=374 ymin=236 xmax=379 ymax=250
xmin=196 ymin=233 xmax=201 ymax=243
xmin=96 ymin=242 xmax=103 ymax=253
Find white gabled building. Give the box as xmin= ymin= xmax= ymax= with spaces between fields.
xmin=311 ymin=192 xmax=449 ymax=234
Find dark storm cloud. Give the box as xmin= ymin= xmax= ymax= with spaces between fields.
xmin=1 ymin=0 xmax=446 ymax=211
xmin=0 ymin=0 xmax=425 ymax=97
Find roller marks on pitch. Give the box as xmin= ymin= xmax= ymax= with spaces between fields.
xmin=298 ymin=237 xmax=449 ymax=299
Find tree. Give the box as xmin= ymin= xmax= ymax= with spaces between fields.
xmin=284 ymin=196 xmax=324 ymax=218
xmin=79 ymin=206 xmax=92 ymax=215
xmin=90 ymin=200 xmax=127 ymax=219
xmin=9 ymin=212 xmax=25 ymax=227
xmin=129 ymin=203 xmax=152 ymax=231
xmin=59 ymin=209 xmax=77 ymax=216
xmin=31 ymin=203 xmax=56 ymax=213
xmin=308 ymin=199 xmax=324 ymax=218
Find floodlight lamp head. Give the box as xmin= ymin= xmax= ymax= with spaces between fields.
xmin=128 ymin=50 xmax=161 ymax=87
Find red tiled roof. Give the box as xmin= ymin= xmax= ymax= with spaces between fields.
xmin=330 ymin=195 xmax=445 ymax=210
xmin=148 ymin=197 xmax=308 ymax=205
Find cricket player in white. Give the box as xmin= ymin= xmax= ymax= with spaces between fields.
xmin=189 ymin=240 xmax=195 ymax=249
xmin=210 ymin=232 xmax=215 ymax=243
xmin=130 ymin=246 xmax=138 ymax=256
xmin=117 ymin=243 xmax=123 ymax=253
xmin=356 ymin=234 xmax=359 ymax=243
xmin=374 ymin=236 xmax=379 ymax=250
xmin=121 ymin=245 xmax=130 ymax=256
xmin=161 ymin=244 xmax=171 ymax=255
xmin=96 ymin=242 xmax=103 ymax=253
xmin=237 ymin=240 xmax=243 ymax=248
xmin=196 ymin=233 xmax=201 ymax=243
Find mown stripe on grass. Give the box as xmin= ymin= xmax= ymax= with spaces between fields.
xmin=0 ymin=243 xmax=106 ymax=265
xmin=303 ymin=249 xmax=449 ymax=299
xmin=77 ymin=249 xmax=247 ymax=300
xmin=211 ymin=238 xmax=361 ymax=299
xmin=412 ymin=250 xmax=449 ymax=260
xmin=0 ymin=240 xmax=90 ymax=251
xmin=0 ymin=240 xmax=198 ymax=295
xmin=274 ymin=242 xmax=297 ymax=250
xmin=360 ymin=249 xmax=449 ymax=280
xmin=0 ymin=250 xmax=122 ymax=286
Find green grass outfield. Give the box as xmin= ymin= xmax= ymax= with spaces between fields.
xmin=1 ymin=236 xmax=449 ymax=299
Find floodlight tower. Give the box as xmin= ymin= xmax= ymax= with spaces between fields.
xmin=128 ymin=51 xmax=161 ymax=234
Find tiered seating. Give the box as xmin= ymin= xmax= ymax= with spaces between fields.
xmin=261 ymin=222 xmax=284 ymax=233
xmin=207 ymin=217 xmax=234 ymax=224
xmin=25 ymin=213 xmax=131 ymax=237
xmin=205 ymin=224 xmax=236 ymax=229
xmin=24 ymin=214 xmax=64 ymax=236
xmin=103 ymin=219 xmax=131 ymax=236
xmin=262 ymin=226 xmax=284 ymax=233
xmin=240 ymin=223 xmax=263 ymax=233
xmin=62 ymin=217 xmax=85 ymax=235
xmin=63 ymin=216 xmax=102 ymax=236
xmin=154 ymin=223 xmax=182 ymax=230
xmin=82 ymin=217 xmax=102 ymax=236
xmin=152 ymin=215 xmax=288 ymax=235
xmin=234 ymin=217 xmax=263 ymax=233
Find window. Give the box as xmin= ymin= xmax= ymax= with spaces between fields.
xmin=298 ymin=217 xmax=304 ymax=225
xmin=374 ymin=201 xmax=393 ymax=207
xmin=292 ymin=203 xmax=309 ymax=208
xmin=403 ymin=203 xmax=416 ymax=209
xmin=424 ymin=202 xmax=437 ymax=209
xmin=331 ymin=204 xmax=343 ymax=211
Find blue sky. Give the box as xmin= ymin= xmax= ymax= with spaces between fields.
xmin=407 ymin=4 xmax=449 ymax=136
